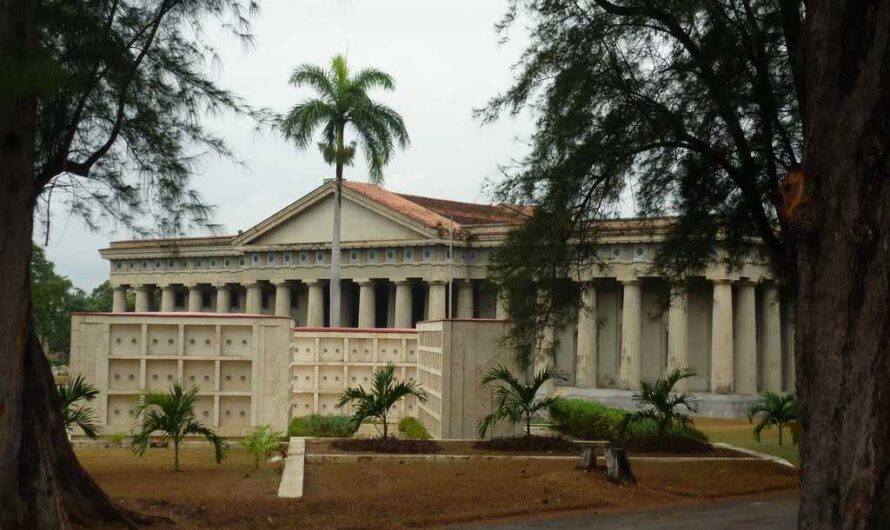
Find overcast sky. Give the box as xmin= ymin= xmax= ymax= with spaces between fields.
xmin=41 ymin=0 xmax=542 ymax=290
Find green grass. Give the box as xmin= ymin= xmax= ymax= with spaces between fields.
xmin=696 ymin=417 xmax=800 ymax=466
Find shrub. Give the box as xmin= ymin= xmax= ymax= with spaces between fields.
xmin=473 ymin=435 xmax=578 ymax=453
xmin=548 ymin=399 xmax=624 ymax=440
xmin=241 ymin=425 xmax=286 ymax=469
xmin=397 ymin=417 xmax=432 ymax=440
xmin=288 ymin=414 xmax=355 ymax=438
xmin=108 ymin=431 xmax=128 ymax=448
xmin=548 ymin=398 xmax=709 ymax=452
xmin=331 ymin=438 xmax=441 ymax=454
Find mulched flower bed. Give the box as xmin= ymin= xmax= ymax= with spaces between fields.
xmin=473 ymin=435 xmax=579 ymax=454
xmin=330 ymin=438 xmax=443 ymax=454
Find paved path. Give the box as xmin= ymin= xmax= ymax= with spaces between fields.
xmin=456 ymin=494 xmax=798 ymax=530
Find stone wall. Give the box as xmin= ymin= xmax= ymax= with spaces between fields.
xmin=69 ymin=312 xmax=292 ymax=437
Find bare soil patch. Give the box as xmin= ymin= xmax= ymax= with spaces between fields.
xmin=77 ymin=446 xmax=797 ymax=529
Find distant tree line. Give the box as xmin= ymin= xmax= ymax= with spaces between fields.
xmin=31 ymin=245 xmax=116 ymax=360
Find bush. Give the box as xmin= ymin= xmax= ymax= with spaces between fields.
xmin=241 ymin=425 xmax=286 ymax=469
xmin=473 ymin=435 xmax=578 ymax=453
xmin=288 ymin=414 xmax=355 ymax=438
xmin=107 ymin=431 xmax=128 ymax=448
xmin=331 ymin=438 xmax=441 ymax=454
xmin=548 ymin=398 xmax=710 ymax=452
xmin=548 ymin=399 xmax=624 ymax=440
xmin=397 ymin=417 xmax=431 ymax=440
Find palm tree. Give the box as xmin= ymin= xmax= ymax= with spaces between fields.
xmin=240 ymin=425 xmax=286 ymax=470
xmin=748 ymin=392 xmax=798 ymax=446
xmin=280 ymin=54 xmax=409 ymax=327
xmin=620 ymin=367 xmax=699 ymax=443
xmin=336 ymin=362 xmax=427 ymax=439
xmin=478 ymin=364 xmax=568 ymax=438
xmin=130 ymin=382 xmax=229 ymax=471
xmin=57 ymin=374 xmax=100 ymax=439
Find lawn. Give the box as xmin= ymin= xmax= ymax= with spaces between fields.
xmin=696 ymin=417 xmax=800 ymax=466
xmin=76 ymin=445 xmax=797 ymax=529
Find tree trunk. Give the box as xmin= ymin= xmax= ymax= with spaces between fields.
xmin=174 ymin=440 xmax=180 ymax=471
xmin=778 ymin=425 xmax=783 ymax=447
xmin=796 ymin=3 xmax=890 ymax=528
xmin=0 ymin=2 xmax=132 ymax=527
xmin=329 ymin=126 xmax=344 ymax=328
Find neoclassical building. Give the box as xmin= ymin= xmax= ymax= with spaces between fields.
xmin=101 ymin=180 xmax=796 ymax=398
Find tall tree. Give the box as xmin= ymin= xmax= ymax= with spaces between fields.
xmin=280 ymin=54 xmax=409 ymax=327
xmin=0 ymin=0 xmax=263 ymax=527
xmin=484 ymin=1 xmax=889 ymax=527
xmin=31 ymin=244 xmax=82 ymax=356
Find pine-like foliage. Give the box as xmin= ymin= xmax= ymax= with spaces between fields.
xmin=484 ymin=0 xmax=804 ymax=360
xmin=335 ymin=363 xmax=427 ymax=440
xmin=33 ymin=0 xmax=269 ymax=238
xmin=131 ymin=382 xmax=229 ymax=471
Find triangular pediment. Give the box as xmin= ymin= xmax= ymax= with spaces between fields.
xmin=233 ymin=183 xmax=437 ymax=246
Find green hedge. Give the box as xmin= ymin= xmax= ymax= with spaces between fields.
xmin=548 ymin=398 xmax=709 ymax=448
xmin=288 ymin=414 xmax=355 ymax=438
xmin=397 ymin=417 xmax=432 ymax=440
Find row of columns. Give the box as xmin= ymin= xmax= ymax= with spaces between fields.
xmin=574 ymin=278 xmax=786 ymax=394
xmin=113 ymin=278 xmax=488 ymax=328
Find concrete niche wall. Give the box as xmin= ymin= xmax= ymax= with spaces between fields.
xmin=70 ymin=313 xmax=292 ymax=437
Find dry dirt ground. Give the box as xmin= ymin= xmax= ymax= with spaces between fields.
xmin=77 ymin=446 xmax=798 ymax=530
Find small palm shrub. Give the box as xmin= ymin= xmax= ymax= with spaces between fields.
xmin=336 ymin=363 xmax=427 ymax=439
xmin=478 ymin=363 xmax=567 ymax=438
xmin=131 ymin=382 xmax=229 ymax=471
xmin=57 ymin=374 xmax=100 ymax=438
xmin=288 ymin=414 xmax=355 ymax=438
xmin=748 ymin=392 xmax=798 ymax=445
xmin=108 ymin=431 xmax=128 ymax=448
xmin=620 ymin=368 xmax=699 ymax=445
xmin=398 ymin=417 xmax=432 ymax=440
xmin=241 ymin=425 xmax=286 ymax=469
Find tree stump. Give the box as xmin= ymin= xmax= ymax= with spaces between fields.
xmin=577 ymin=447 xmax=597 ymax=471
xmin=604 ymin=447 xmax=635 ymax=483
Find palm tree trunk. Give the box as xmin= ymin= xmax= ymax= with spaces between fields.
xmin=382 ymin=413 xmax=388 ymax=440
xmin=329 ymin=125 xmax=344 ymax=328
xmin=526 ymin=415 xmax=531 ymax=436
xmin=778 ymin=425 xmax=783 ymax=447
xmin=174 ymin=440 xmax=180 ymax=471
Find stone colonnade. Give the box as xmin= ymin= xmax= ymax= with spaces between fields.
xmin=572 ymin=276 xmax=787 ymax=394
xmin=113 ymin=278 xmax=504 ymax=328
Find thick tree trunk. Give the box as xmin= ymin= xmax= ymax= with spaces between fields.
xmin=0 ymin=2 xmax=133 ymax=527
xmin=796 ymin=3 xmax=890 ymax=528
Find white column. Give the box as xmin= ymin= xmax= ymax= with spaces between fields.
xmin=456 ymin=280 xmax=474 ymax=318
xmin=245 ymin=282 xmax=262 ymax=314
xmin=710 ymin=279 xmax=734 ymax=393
xmin=274 ymin=281 xmax=291 ymax=318
xmin=306 ymin=280 xmax=325 ymax=327
xmin=762 ymin=283 xmax=783 ymax=392
xmin=495 ymin=289 xmax=508 ymax=319
xmin=112 ymin=286 xmax=127 ymax=312
xmin=357 ymin=280 xmax=376 ymax=328
xmin=575 ymin=283 xmax=598 ymax=388
xmin=426 ymin=281 xmax=447 ymax=321
xmin=619 ymin=279 xmax=642 ymax=390
xmin=187 ymin=284 xmax=202 ymax=313
xmin=734 ymin=281 xmax=757 ymax=394
xmin=667 ymin=286 xmax=689 ymax=390
xmin=215 ymin=284 xmax=230 ymax=314
xmin=394 ymin=280 xmax=413 ymax=329
xmin=160 ymin=285 xmax=175 ymax=312
xmin=134 ymin=285 xmax=150 ymax=312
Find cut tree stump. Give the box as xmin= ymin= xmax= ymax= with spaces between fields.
xmin=604 ymin=447 xmax=635 ymax=483
xmin=577 ymin=448 xmax=597 ymax=471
